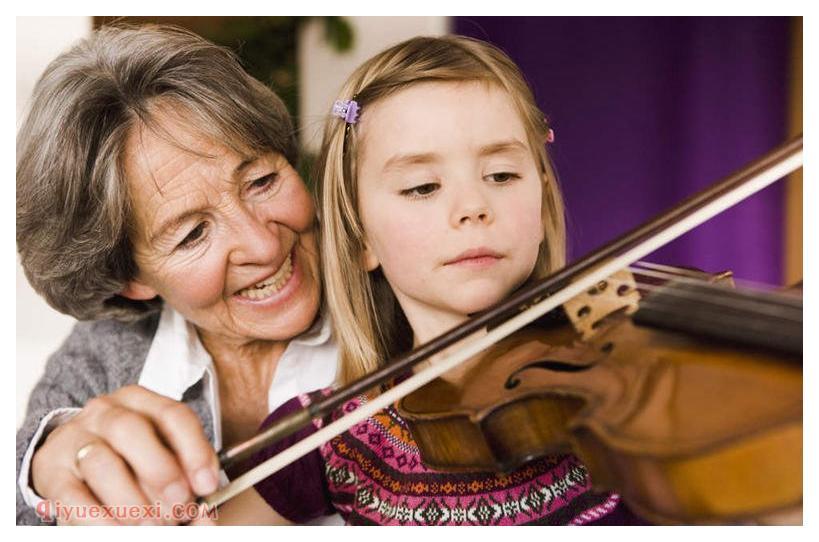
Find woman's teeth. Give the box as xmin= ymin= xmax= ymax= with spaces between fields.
xmin=237 ymin=254 xmax=293 ymax=300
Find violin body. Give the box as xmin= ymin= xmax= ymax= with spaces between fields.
xmin=397 ymin=269 xmax=802 ymax=524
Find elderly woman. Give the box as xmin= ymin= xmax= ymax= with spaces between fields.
xmin=16 ymin=25 xmax=337 ymax=525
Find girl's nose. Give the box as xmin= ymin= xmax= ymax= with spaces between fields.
xmin=452 ymin=188 xmax=494 ymax=227
xmin=458 ymin=206 xmax=491 ymax=225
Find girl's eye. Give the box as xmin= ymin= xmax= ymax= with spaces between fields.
xmin=486 ymin=172 xmax=520 ymax=184
xmin=247 ymin=172 xmax=279 ymax=194
xmin=177 ymin=222 xmax=208 ymax=250
xmin=401 ymin=183 xmax=440 ymax=198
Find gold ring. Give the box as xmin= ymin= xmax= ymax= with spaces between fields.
xmin=74 ymin=442 xmax=96 ymax=470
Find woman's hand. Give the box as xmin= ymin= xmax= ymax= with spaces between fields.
xmin=31 ymin=385 xmax=220 ymax=525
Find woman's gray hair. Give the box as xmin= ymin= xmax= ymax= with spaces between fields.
xmin=17 ymin=24 xmax=298 ymax=321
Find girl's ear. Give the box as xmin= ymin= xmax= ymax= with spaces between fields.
xmin=362 ymin=241 xmax=380 ymax=271
xmin=120 ymin=280 xmax=158 ymax=301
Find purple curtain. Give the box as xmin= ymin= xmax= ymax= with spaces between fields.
xmin=454 ymin=16 xmax=792 ymax=284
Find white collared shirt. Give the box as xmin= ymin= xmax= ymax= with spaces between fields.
xmin=19 ymin=304 xmax=342 ymax=524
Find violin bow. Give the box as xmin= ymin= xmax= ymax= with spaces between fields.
xmin=201 ymin=134 xmax=803 ymax=509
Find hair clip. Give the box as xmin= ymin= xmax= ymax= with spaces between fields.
xmin=546 ymin=128 xmax=555 ymax=144
xmin=332 ymin=99 xmax=360 ymax=124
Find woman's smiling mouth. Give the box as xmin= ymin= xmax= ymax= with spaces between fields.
xmin=236 ymin=252 xmax=294 ymax=300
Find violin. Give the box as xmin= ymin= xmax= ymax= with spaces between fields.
xmin=397 ymin=263 xmax=801 ymax=524
xmin=201 ymin=135 xmax=803 ymax=525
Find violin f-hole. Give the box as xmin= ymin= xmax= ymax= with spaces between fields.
xmin=505 ymin=358 xmax=596 ymax=389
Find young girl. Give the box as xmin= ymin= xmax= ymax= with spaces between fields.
xmin=214 ymin=35 xmax=644 ymax=526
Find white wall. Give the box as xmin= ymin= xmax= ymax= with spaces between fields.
xmin=16 ymin=17 xmax=91 ymax=427
xmin=298 ymin=16 xmax=449 ymax=154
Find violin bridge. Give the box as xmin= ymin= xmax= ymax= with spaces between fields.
xmin=563 ymin=269 xmax=641 ymax=340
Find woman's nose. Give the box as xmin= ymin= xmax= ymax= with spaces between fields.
xmin=228 ymin=207 xmax=281 ymax=266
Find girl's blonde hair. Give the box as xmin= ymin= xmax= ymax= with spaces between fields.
xmin=316 ymin=35 xmax=566 ymax=385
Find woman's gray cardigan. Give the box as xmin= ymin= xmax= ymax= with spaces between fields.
xmin=15 ymin=313 xmax=216 ymax=525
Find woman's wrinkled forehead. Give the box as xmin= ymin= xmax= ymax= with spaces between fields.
xmin=125 ymin=113 xmax=232 ymax=195
xmin=134 ymin=100 xmax=261 ymax=165
xmin=122 ymin=110 xmax=278 ymax=244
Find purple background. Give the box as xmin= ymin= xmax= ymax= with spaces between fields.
xmin=453 ymin=16 xmax=792 ymax=284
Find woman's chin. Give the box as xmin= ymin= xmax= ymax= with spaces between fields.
xmin=232 ymin=294 xmax=320 ymax=343
xmin=242 ymin=284 xmax=321 ymax=341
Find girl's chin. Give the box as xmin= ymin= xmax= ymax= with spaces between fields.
xmin=450 ymin=292 xmax=510 ymax=316
xmin=460 ymin=278 xmax=534 ymax=314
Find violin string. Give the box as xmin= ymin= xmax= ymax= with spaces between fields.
xmin=628 ymin=274 xmax=802 ymax=313
xmin=635 ymin=300 xmax=802 ymax=335
xmin=625 ymin=280 xmax=802 ymax=323
xmin=617 ymin=266 xmax=802 ymax=352
xmin=631 ymin=295 xmax=802 ymax=354
xmin=625 ymin=266 xmax=802 ymax=311
xmin=628 ymin=262 xmax=802 ymax=298
xmin=630 ymin=263 xmax=771 ymax=291
xmin=638 ymin=284 xmax=802 ymax=322
xmin=633 ymin=286 xmax=802 ymax=326
xmin=635 ymin=303 xmax=801 ymax=341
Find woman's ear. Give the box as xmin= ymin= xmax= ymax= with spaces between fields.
xmin=361 ymin=241 xmax=380 ymax=272
xmin=120 ymin=280 xmax=158 ymax=301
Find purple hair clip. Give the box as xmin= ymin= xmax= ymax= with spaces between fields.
xmin=332 ymin=99 xmax=360 ymax=124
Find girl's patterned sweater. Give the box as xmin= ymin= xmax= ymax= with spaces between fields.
xmin=249 ymin=389 xmax=646 ymax=526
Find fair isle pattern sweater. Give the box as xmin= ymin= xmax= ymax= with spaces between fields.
xmin=250 ymin=390 xmax=643 ymax=525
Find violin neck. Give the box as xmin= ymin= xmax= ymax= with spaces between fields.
xmin=632 ymin=281 xmax=802 ymax=358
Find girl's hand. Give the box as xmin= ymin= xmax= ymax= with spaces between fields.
xmin=31 ymin=385 xmax=219 ymax=525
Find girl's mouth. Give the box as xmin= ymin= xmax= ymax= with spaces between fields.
xmin=444 ymin=247 xmax=503 ymax=267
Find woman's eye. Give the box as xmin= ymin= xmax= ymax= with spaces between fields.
xmin=247 ymin=172 xmax=279 ymax=194
xmin=486 ymin=172 xmax=520 ymax=184
xmin=177 ymin=222 xmax=208 ymax=250
xmin=401 ymin=183 xmax=439 ymax=198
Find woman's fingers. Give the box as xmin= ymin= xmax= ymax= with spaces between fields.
xmin=112 ymin=386 xmax=220 ymax=496
xmin=94 ymin=403 xmax=193 ymax=510
xmin=47 ymin=477 xmax=121 ymax=526
xmin=74 ymin=440 xmax=159 ymax=525
xmin=187 ymin=504 xmax=219 ymax=526
xmin=33 ymin=420 xmax=175 ymax=525
xmin=30 ymin=385 xmax=218 ymax=525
